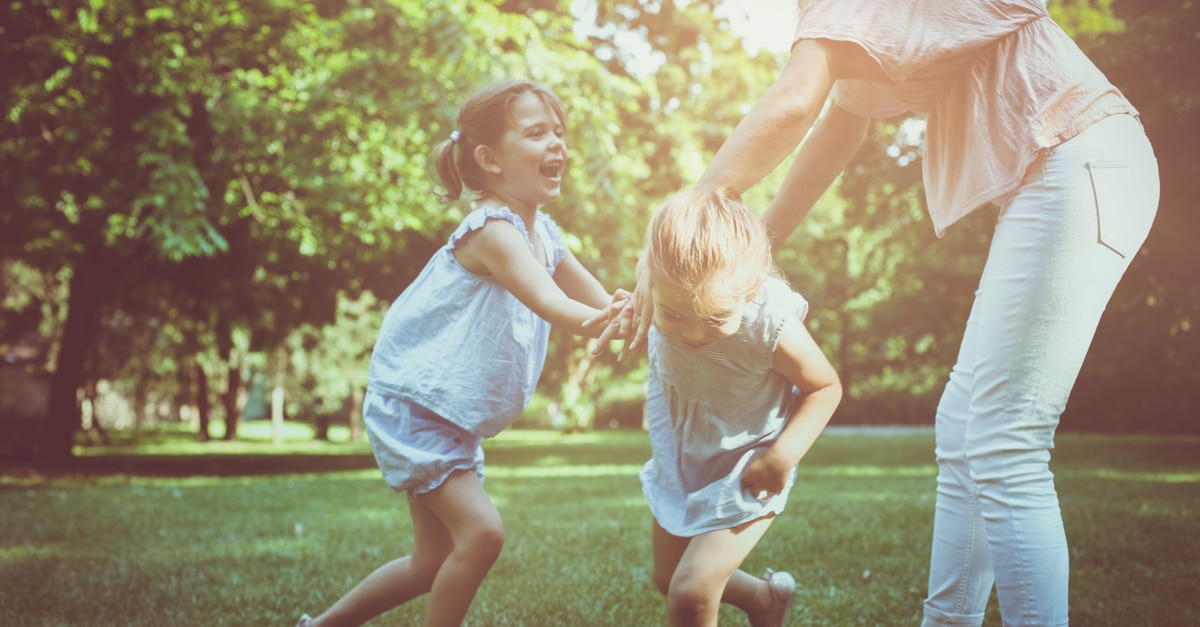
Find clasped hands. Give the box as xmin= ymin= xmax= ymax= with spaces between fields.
xmin=582 ymin=273 xmax=653 ymax=362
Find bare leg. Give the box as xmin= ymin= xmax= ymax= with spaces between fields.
xmin=311 ymin=490 xmax=453 ymax=627
xmin=414 ymin=469 xmax=505 ymax=627
xmin=651 ymin=517 xmax=776 ymax=627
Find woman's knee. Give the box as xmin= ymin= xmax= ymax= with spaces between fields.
xmin=964 ymin=444 xmax=1060 ymax=502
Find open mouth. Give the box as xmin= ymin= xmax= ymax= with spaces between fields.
xmin=539 ymin=159 xmax=564 ymax=182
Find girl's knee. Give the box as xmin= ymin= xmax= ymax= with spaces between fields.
xmin=478 ymin=520 xmax=506 ymax=556
xmin=460 ymin=519 xmax=506 ymax=564
xmin=667 ymin=589 xmax=714 ymax=624
xmin=667 ymin=576 xmax=719 ymax=622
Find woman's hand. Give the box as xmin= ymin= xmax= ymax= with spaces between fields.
xmin=741 ymin=446 xmax=795 ymax=501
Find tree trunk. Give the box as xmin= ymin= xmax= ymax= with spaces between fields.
xmin=42 ymin=251 xmax=108 ymax=463
xmin=271 ymin=350 xmax=285 ymax=445
xmin=82 ymin=378 xmax=111 ymax=446
xmin=216 ymin=317 xmax=242 ymax=441
xmin=195 ymin=360 xmax=211 ymax=442
xmin=132 ymin=375 xmax=148 ymax=430
xmin=348 ymin=386 xmax=363 ymax=442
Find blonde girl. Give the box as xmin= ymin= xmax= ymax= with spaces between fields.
xmin=637 ymin=191 xmax=842 ymax=627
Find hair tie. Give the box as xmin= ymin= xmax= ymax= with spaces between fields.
xmin=449 ymin=130 xmax=461 ymax=144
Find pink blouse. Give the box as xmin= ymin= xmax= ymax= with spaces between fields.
xmin=794 ymin=0 xmax=1137 ymax=235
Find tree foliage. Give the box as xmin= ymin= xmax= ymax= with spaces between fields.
xmin=1057 ymin=0 xmax=1200 ymax=431
xmin=2 ymin=0 xmax=1197 ymax=462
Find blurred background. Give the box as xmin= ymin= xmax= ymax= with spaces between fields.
xmin=2 ymin=0 xmax=1197 ymax=463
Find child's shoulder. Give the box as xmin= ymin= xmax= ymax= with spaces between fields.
xmin=752 ymin=276 xmax=809 ymax=323
xmin=459 ymin=205 xmax=523 ymax=231
xmin=452 ymin=206 xmax=562 ymax=239
xmin=449 ymin=206 xmax=525 ymax=246
xmin=448 ymin=206 xmax=567 ymax=267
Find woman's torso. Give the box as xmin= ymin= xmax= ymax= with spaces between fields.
xmin=795 ymin=0 xmax=1138 ymax=235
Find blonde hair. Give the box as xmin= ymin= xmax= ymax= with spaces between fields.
xmin=433 ymin=80 xmax=567 ymax=203
xmin=644 ymin=191 xmax=776 ymax=315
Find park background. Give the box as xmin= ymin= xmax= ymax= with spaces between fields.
xmin=2 ymin=0 xmax=1198 ymax=458
xmin=1 ymin=1 xmax=1198 ymax=625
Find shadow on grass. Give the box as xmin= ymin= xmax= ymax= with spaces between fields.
xmin=55 ymin=453 xmax=383 ymax=477
xmin=0 ymin=452 xmax=382 ymax=481
xmin=1 ymin=428 xmax=655 ymax=480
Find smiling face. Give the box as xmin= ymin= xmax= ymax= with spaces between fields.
xmin=478 ymin=91 xmax=568 ymax=212
xmin=651 ymin=279 xmax=747 ymax=352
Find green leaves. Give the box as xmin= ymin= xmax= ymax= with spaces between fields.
xmin=6 ymin=0 xmax=1195 ymax=447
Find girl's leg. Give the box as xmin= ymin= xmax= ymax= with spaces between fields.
xmin=652 ymin=517 xmax=777 ymax=627
xmin=923 ymin=114 xmax=1158 ymax=627
xmin=414 ymin=468 xmax=505 ymax=627
xmin=311 ymin=492 xmax=454 ymax=627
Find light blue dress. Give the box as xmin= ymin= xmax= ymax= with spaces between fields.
xmin=641 ymin=276 xmax=810 ymax=537
xmin=366 ymin=205 xmax=567 ymax=438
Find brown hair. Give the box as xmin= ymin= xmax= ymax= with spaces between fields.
xmin=644 ymin=190 xmax=776 ymax=315
xmin=433 ymin=80 xmax=567 ymax=203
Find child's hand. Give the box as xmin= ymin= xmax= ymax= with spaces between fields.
xmin=583 ymin=289 xmax=635 ymax=360
xmin=583 ymin=255 xmax=653 ymax=361
xmin=741 ymin=446 xmax=794 ymax=500
xmin=625 ymin=273 xmax=652 ymax=359
xmin=608 ymin=288 xmax=632 ymax=314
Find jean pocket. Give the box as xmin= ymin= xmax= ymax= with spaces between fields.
xmin=1087 ymin=159 xmax=1158 ymax=259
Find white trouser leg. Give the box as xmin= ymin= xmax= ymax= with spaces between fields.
xmin=923 ymin=114 xmax=1158 ymax=627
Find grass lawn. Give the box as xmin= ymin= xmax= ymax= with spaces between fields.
xmin=1 ymin=424 xmax=1198 ymax=626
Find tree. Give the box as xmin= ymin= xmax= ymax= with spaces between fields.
xmin=2 ymin=0 xmax=544 ymax=457
xmin=1059 ymin=0 xmax=1200 ymax=431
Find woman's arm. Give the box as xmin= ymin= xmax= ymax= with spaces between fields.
xmin=740 ymin=320 xmax=843 ymax=498
xmin=762 ymin=102 xmax=870 ymax=249
xmin=611 ymin=40 xmax=853 ymax=355
xmin=693 ymin=39 xmax=839 ymax=197
xmin=594 ymin=40 xmax=874 ymax=357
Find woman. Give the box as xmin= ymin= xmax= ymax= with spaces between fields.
xmin=611 ymin=1 xmax=1158 ymax=624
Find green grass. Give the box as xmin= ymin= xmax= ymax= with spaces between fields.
xmin=1 ymin=427 xmax=1198 ymax=626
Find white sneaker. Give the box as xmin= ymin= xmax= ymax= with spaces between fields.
xmin=295 ymin=614 xmax=314 ymax=627
xmin=747 ymin=569 xmax=796 ymax=627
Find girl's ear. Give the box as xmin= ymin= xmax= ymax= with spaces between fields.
xmin=474 ymin=145 xmax=502 ymax=175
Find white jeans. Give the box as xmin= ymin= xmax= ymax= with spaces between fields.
xmin=922 ymin=114 xmax=1158 ymax=627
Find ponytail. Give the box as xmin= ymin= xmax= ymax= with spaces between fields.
xmin=433 ymin=138 xmax=462 ymax=204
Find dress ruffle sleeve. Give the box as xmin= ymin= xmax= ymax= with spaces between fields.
xmin=725 ymin=278 xmax=810 ymax=374
xmin=448 ymin=206 xmax=528 ymax=251
xmin=536 ymin=211 xmax=568 ymax=270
